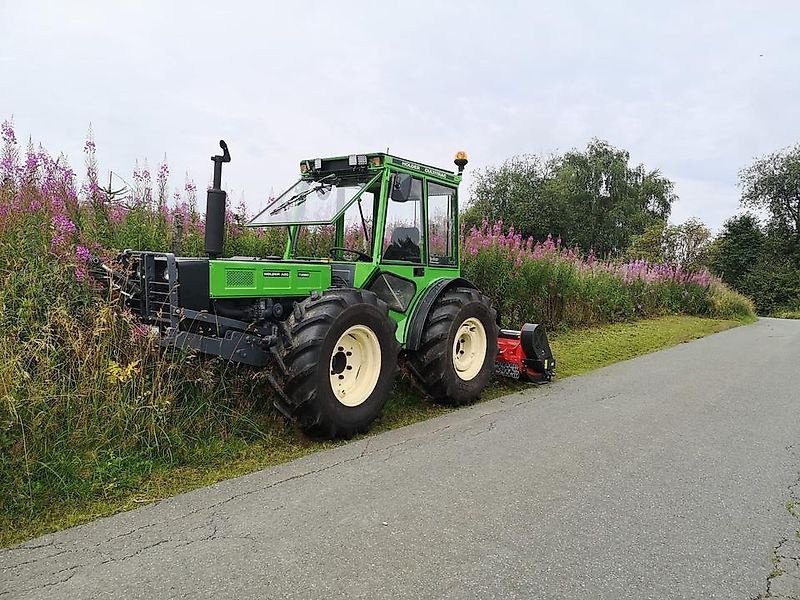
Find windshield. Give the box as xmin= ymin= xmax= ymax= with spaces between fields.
xmin=248 ymin=175 xmax=375 ymax=226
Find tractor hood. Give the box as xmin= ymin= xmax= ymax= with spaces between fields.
xmin=209 ymin=259 xmax=333 ymax=298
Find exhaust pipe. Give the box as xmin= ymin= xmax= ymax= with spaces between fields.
xmin=204 ymin=140 xmax=231 ymax=258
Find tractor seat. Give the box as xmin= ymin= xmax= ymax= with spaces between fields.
xmin=383 ymin=226 xmax=421 ymax=262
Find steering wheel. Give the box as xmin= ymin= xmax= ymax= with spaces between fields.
xmin=329 ymin=247 xmax=372 ymax=262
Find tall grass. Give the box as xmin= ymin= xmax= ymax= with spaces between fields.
xmin=0 ymin=124 xmax=290 ymax=526
xmin=0 ymin=120 xmax=754 ymax=529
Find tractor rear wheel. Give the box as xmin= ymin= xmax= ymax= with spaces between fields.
xmin=408 ymin=287 xmax=499 ymax=406
xmin=273 ymin=289 xmax=399 ymax=439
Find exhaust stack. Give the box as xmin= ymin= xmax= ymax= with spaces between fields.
xmin=204 ymin=140 xmax=231 ymax=258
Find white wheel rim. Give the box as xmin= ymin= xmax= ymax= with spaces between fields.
xmin=452 ymin=317 xmax=487 ymax=381
xmin=329 ymin=324 xmax=382 ymax=407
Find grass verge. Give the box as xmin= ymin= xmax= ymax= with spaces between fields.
xmin=772 ymin=310 xmax=800 ymax=319
xmin=1 ymin=315 xmax=749 ymax=547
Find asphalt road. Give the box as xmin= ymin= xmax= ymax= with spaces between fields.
xmin=3 ymin=318 xmax=800 ymax=600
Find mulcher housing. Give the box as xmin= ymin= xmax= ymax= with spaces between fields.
xmin=96 ymin=141 xmax=555 ymax=438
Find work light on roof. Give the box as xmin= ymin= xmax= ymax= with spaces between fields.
xmin=348 ymin=154 xmax=368 ymax=167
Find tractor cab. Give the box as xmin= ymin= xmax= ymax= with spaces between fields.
xmin=247 ymin=153 xmax=462 ymax=273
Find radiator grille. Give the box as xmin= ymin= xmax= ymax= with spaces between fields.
xmin=226 ymin=269 xmax=255 ymax=288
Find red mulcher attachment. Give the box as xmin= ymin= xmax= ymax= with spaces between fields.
xmin=495 ymin=323 xmax=556 ymax=382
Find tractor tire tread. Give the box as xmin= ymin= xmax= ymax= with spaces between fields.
xmin=272 ymin=288 xmax=398 ymax=438
xmin=408 ymin=287 xmax=499 ymax=406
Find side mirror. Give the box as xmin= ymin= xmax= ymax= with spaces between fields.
xmin=390 ymin=173 xmax=414 ymax=202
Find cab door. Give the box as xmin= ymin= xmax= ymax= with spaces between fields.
xmin=369 ymin=173 xmax=429 ymax=338
xmin=425 ymin=180 xmax=459 ymax=277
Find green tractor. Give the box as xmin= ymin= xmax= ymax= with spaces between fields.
xmin=95 ymin=142 xmax=554 ymax=438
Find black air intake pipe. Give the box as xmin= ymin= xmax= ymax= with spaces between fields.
xmin=204 ymin=140 xmax=231 ymax=258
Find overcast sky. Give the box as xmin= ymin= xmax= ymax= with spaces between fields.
xmin=2 ymin=1 xmax=799 ymax=230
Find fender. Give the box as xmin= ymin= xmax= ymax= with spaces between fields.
xmin=405 ymin=277 xmax=476 ymax=351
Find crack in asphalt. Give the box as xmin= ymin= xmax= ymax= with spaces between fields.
xmin=471 ymin=420 xmax=496 ymax=437
xmin=4 ymin=548 xmax=69 ymax=571
xmin=98 ymin=538 xmax=172 ymax=566
xmin=0 ymin=569 xmax=78 ymax=598
xmin=5 ymin=516 xmax=236 ymax=596
xmin=755 ymin=443 xmax=800 ymax=600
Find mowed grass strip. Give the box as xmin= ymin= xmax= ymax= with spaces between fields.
xmin=0 ymin=315 xmax=750 ymax=547
xmin=549 ymin=315 xmax=751 ymax=378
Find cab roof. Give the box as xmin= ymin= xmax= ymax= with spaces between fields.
xmin=299 ymin=153 xmax=462 ymax=185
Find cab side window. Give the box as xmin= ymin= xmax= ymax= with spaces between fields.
xmin=427 ymin=182 xmax=456 ymax=266
xmin=383 ymin=174 xmax=423 ymax=263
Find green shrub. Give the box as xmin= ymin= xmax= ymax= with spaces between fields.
xmin=708 ymin=282 xmax=756 ymax=320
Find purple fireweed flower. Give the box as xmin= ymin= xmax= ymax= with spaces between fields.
xmin=173 ymin=202 xmax=190 ymax=223
xmin=1 ymin=120 xmax=16 ymax=145
xmin=142 ymin=164 xmax=152 ymax=206
xmin=235 ymin=199 xmax=247 ymax=220
xmin=108 ymin=204 xmax=127 ymax=224
xmin=1 ymin=120 xmax=20 ymax=180
xmin=23 ymin=141 xmax=39 ymax=180
xmin=156 ymin=159 xmax=169 ymax=207
xmin=52 ymin=212 xmax=77 ymax=235
xmin=75 ymin=245 xmax=92 ymax=262
xmin=50 ymin=212 xmax=77 ymax=251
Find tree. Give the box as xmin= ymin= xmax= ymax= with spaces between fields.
xmin=733 ymin=148 xmax=800 ymax=313
xmin=740 ymin=144 xmax=800 ymax=246
xmin=465 ymin=139 xmax=676 ymax=256
xmin=625 ymin=221 xmax=668 ymax=263
xmin=553 ymin=140 xmax=675 ymax=255
xmin=463 ymin=153 xmax=563 ymax=239
xmin=626 ymin=217 xmax=712 ymax=270
xmin=668 ymin=218 xmax=712 ymax=271
xmin=740 ymin=256 xmax=800 ymax=315
xmin=711 ymin=213 xmax=764 ymax=292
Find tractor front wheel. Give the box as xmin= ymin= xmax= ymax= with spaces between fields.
xmin=409 ymin=287 xmax=499 ymax=406
xmin=274 ymin=289 xmax=399 ymax=439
